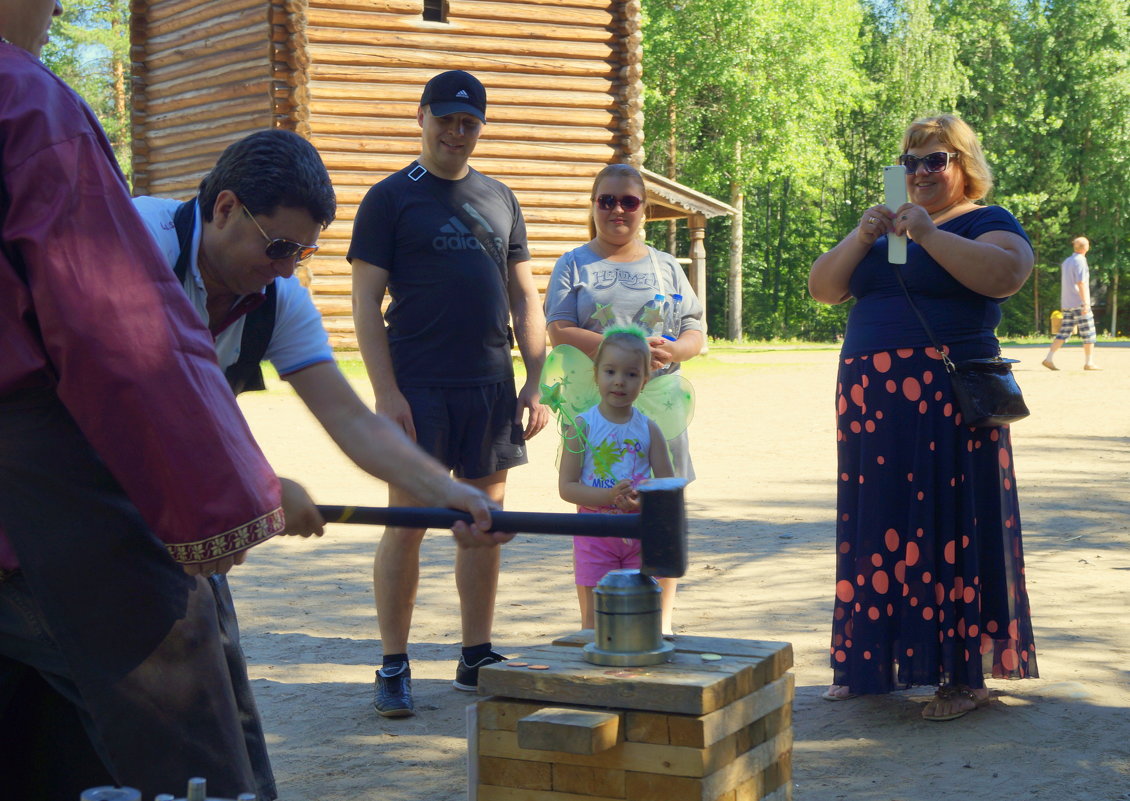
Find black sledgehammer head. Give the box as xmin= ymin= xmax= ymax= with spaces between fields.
xmin=316 ymin=477 xmax=688 ymax=577
xmin=633 ymin=477 xmax=688 ymax=578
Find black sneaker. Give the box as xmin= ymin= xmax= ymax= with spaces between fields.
xmin=373 ymin=663 xmax=414 ymax=717
xmin=453 ymin=651 xmax=506 ymax=692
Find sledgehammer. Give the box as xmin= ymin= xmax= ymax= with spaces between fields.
xmin=316 ymin=477 xmax=687 ymax=578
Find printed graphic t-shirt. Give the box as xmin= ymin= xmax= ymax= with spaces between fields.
xmin=575 ymin=405 xmax=654 ymax=514
xmin=348 ymin=163 xmax=530 ymax=387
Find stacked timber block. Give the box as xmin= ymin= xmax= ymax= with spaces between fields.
xmin=468 ymin=634 xmax=794 ymax=801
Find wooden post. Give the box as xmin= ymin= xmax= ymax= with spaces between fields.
xmin=728 ymin=176 xmax=745 ymax=341
xmin=689 ymin=213 xmax=707 ymax=324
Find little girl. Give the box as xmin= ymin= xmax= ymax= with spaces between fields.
xmin=557 ymin=327 xmax=677 ymax=634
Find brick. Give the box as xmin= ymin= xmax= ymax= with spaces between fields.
xmin=625 ymin=772 xmax=705 ymax=801
xmin=480 ymin=698 xmax=550 ymax=732
xmin=480 ymin=729 xmax=709 ymax=777
xmin=519 ymin=708 xmax=621 ymax=755
xmin=695 ymin=731 xmax=793 ymax=801
xmin=669 ymin=675 xmax=794 ymax=749
xmin=625 ymin=711 xmax=669 ymax=744
xmin=739 ymin=705 xmax=792 ymax=756
xmin=480 ymin=756 xmax=553 ymax=790
xmin=733 ymin=770 xmax=766 ymax=801
xmin=478 ymin=787 xmax=625 ymax=801
xmin=553 ymin=764 xmax=627 ymax=797
xmin=763 ymin=750 xmax=791 ymax=795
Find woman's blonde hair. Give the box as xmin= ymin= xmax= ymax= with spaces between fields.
xmin=901 ymin=114 xmax=993 ymax=201
xmin=595 ymin=325 xmax=651 ymax=378
xmin=587 ymin=163 xmax=647 ymax=240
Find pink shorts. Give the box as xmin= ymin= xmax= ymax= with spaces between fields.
xmin=573 ymin=533 xmax=641 ymax=586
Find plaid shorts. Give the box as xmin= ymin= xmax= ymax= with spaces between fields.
xmin=1054 ymin=307 xmax=1097 ymax=344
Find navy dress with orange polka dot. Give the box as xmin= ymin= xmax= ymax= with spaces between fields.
xmin=830 ymin=207 xmax=1037 ymax=694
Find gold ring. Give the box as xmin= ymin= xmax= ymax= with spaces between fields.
xmin=867 ymin=216 xmax=878 ymax=224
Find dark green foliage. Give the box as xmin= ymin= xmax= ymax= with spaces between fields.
xmin=643 ymin=0 xmax=1130 ymax=340
xmin=41 ymin=0 xmax=131 ymax=179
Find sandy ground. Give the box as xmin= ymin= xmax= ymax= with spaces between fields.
xmin=230 ymin=342 xmax=1130 ymax=801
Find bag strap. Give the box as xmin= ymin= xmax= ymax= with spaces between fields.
xmin=224 ymin=283 xmax=277 ymax=395
xmin=406 ymin=163 xmax=509 ymax=292
xmin=646 ymin=246 xmax=667 ymax=298
xmin=172 ymin=199 xmax=196 ymax=284
xmin=170 ymin=197 xmax=277 ymax=395
xmin=891 ymin=266 xmax=957 ymax=373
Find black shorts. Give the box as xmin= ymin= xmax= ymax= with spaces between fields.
xmin=401 ymin=380 xmax=528 ymax=480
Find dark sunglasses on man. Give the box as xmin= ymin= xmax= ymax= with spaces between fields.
xmin=242 ymin=205 xmax=319 ymax=262
xmin=596 ymin=194 xmax=643 ymax=212
xmin=897 ymin=151 xmax=959 ymax=175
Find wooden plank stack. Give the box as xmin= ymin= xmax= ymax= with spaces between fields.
xmin=469 ymin=634 xmax=794 ymax=801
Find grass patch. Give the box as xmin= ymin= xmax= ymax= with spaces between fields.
xmin=289 ymin=334 xmax=1126 ymax=387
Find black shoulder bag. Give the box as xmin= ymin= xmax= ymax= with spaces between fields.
xmin=892 ymin=266 xmax=1029 ymax=427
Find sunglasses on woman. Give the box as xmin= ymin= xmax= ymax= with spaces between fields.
xmin=596 ymin=194 xmax=643 ymax=212
xmin=242 ymin=206 xmax=319 ymax=262
xmin=897 ymin=151 xmax=959 ymax=174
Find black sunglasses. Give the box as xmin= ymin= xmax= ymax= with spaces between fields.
xmin=242 ymin=206 xmax=319 ymax=262
xmin=596 ymin=194 xmax=643 ymax=212
xmin=897 ymin=151 xmax=959 ymax=174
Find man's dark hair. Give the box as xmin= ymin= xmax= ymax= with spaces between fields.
xmin=198 ymin=129 xmax=336 ymax=228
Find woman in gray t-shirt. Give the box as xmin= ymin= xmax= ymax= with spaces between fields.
xmin=543 ymin=163 xmax=705 ymax=632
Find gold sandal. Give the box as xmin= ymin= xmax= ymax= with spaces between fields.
xmin=922 ymin=685 xmax=989 ymax=721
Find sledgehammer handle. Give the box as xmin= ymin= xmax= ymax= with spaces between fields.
xmin=316 ymin=506 xmax=639 ymax=539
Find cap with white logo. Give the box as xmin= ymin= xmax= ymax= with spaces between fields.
xmin=420 ymin=70 xmax=487 ymax=122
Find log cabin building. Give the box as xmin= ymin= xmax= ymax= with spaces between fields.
xmin=130 ymin=0 xmax=735 ymax=347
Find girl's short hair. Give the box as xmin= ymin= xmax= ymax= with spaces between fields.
xmin=901 ymin=114 xmax=993 ymax=201
xmin=595 ymin=325 xmax=651 ymax=375
xmin=587 ymin=163 xmax=647 ymax=240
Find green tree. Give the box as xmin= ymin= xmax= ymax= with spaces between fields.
xmin=939 ymin=0 xmax=1130 ymax=335
xmin=643 ymin=0 xmax=868 ymax=339
xmin=41 ymin=0 xmax=132 ymax=178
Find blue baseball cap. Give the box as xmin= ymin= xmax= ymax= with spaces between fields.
xmin=420 ymin=70 xmax=487 ymax=122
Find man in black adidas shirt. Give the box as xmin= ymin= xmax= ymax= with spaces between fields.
xmin=349 ymin=70 xmax=549 ymax=718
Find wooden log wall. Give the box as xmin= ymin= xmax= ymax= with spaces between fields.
xmin=130 ymin=0 xmax=642 ymax=349
xmin=130 ymin=0 xmax=289 ymax=198
xmin=304 ymin=0 xmax=641 ymax=348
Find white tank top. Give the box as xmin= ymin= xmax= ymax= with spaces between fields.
xmin=576 ymin=405 xmax=653 ymax=513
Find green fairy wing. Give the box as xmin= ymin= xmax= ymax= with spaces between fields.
xmin=636 ymin=373 xmax=694 ymax=440
xmin=540 ymin=344 xmax=694 ymax=444
xmin=539 ymin=345 xmax=600 ymax=452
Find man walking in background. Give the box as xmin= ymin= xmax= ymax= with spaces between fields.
xmin=1044 ymin=236 xmax=1102 ymax=371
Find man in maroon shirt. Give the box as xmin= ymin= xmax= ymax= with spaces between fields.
xmin=0 ymin=3 xmax=500 ymax=798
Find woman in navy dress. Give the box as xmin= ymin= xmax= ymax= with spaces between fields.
xmin=808 ymin=115 xmax=1038 ymax=721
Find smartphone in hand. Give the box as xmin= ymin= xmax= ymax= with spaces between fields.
xmin=883 ymin=165 xmax=908 ymax=265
